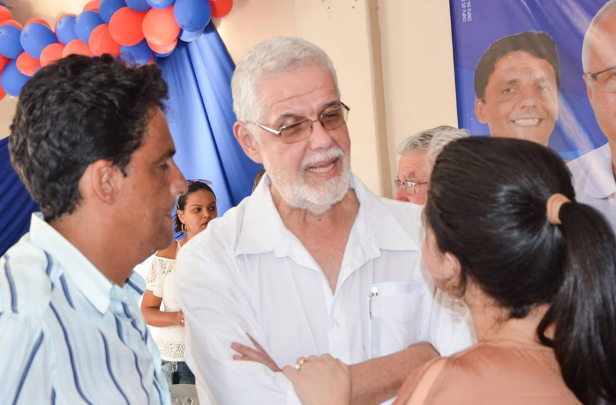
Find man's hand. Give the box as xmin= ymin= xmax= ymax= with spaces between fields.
xmin=231 ymin=333 xmax=281 ymax=372
xmin=282 ymin=354 xmax=351 ymax=405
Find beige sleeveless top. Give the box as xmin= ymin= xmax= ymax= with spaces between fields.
xmin=394 ymin=339 xmax=581 ymax=405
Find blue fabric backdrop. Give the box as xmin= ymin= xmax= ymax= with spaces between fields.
xmin=158 ymin=24 xmax=261 ymax=216
xmin=0 ymin=137 xmax=39 ymax=256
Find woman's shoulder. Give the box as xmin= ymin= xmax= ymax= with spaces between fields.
xmin=156 ymin=241 xmax=180 ymax=260
xmin=398 ymin=341 xmax=576 ymax=405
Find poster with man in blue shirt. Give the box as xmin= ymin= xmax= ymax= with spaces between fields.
xmin=450 ymin=0 xmax=616 ymax=231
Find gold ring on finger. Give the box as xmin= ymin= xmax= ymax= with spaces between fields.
xmin=295 ymin=357 xmax=308 ymax=370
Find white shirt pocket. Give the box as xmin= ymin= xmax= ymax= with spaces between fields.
xmin=369 ymin=280 xmax=429 ymax=358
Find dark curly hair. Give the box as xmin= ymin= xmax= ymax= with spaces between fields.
xmin=9 ymin=54 xmax=168 ymax=221
xmin=174 ymin=181 xmax=216 ymax=233
xmin=474 ymin=31 xmax=560 ymax=102
xmin=425 ymin=137 xmax=616 ymax=405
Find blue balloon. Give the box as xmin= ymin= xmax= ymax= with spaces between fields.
xmin=20 ymin=23 xmax=57 ymax=59
xmin=125 ymin=0 xmax=151 ymax=12
xmin=179 ymin=27 xmax=204 ymax=42
xmin=145 ymin=0 xmax=174 ymax=9
xmin=1 ymin=60 xmax=29 ymax=97
xmin=55 ymin=15 xmax=78 ymax=45
xmin=75 ymin=11 xmax=104 ymax=43
xmin=120 ymin=40 xmax=152 ymax=65
xmin=174 ymin=0 xmax=211 ymax=32
xmin=99 ymin=0 xmax=126 ymax=23
xmin=0 ymin=25 xmax=23 ymax=59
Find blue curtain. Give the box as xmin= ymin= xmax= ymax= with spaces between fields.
xmin=0 ymin=137 xmax=39 ymax=256
xmin=158 ymin=24 xmax=261 ymax=215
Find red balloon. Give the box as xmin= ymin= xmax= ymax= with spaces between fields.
xmin=0 ymin=5 xmax=12 ymax=24
xmin=83 ymin=0 xmax=101 ymax=12
xmin=0 ymin=53 xmax=8 ymax=72
xmin=142 ymin=6 xmax=180 ymax=47
xmin=147 ymin=38 xmax=176 ymax=54
xmin=16 ymin=52 xmax=41 ymax=76
xmin=62 ymin=39 xmax=93 ymax=57
xmin=209 ymin=0 xmax=233 ymax=18
xmin=25 ymin=17 xmax=51 ymax=28
xmin=109 ymin=7 xmax=146 ymax=46
xmin=0 ymin=19 xmax=23 ymax=30
xmin=0 ymin=84 xmax=5 ymax=101
xmin=146 ymin=55 xmax=154 ymax=65
xmin=89 ymin=24 xmax=120 ymax=56
xmin=40 ymin=43 xmax=65 ymax=66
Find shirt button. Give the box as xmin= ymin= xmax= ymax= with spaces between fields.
xmin=333 ymin=321 xmax=340 ymax=329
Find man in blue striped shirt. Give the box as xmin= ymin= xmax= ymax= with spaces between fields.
xmin=0 ymin=54 xmax=187 ymax=404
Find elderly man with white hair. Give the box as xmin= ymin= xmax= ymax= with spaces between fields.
xmin=395 ymin=126 xmax=470 ymax=205
xmin=568 ymin=0 xmax=616 ymax=232
xmin=176 ymin=37 xmax=473 ymax=405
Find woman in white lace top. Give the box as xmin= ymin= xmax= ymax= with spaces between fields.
xmin=141 ymin=180 xmax=218 ymax=386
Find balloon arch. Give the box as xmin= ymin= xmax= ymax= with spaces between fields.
xmin=0 ymin=0 xmax=233 ymax=99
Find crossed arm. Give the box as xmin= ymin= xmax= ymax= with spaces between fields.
xmin=233 ymin=336 xmax=438 ymax=405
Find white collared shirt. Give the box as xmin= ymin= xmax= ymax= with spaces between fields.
xmin=176 ymin=175 xmax=474 ymax=405
xmin=568 ymin=143 xmax=616 ymax=232
xmin=0 ymin=213 xmax=170 ymax=405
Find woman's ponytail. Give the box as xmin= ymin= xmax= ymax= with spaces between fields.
xmin=540 ymin=202 xmax=616 ymax=405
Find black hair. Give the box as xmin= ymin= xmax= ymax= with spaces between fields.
xmin=9 ymin=54 xmax=168 ymax=221
xmin=474 ymin=31 xmax=560 ymax=102
xmin=425 ymin=137 xmax=616 ymax=405
xmin=174 ymin=181 xmax=216 ymax=233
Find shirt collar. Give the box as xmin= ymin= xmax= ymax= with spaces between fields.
xmin=583 ymin=143 xmax=616 ymax=199
xmin=29 ymin=213 xmax=113 ymax=314
xmin=234 ymin=174 xmax=419 ymax=257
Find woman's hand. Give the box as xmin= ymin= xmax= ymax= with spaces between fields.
xmin=231 ymin=333 xmax=281 ymax=372
xmin=176 ymin=309 xmax=185 ymax=327
xmin=282 ymin=354 xmax=351 ymax=405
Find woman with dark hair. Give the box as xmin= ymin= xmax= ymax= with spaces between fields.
xmin=141 ymin=180 xmax=217 ymax=386
xmin=281 ymin=138 xmax=616 ymax=405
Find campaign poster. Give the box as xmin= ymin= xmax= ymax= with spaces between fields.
xmin=449 ymin=0 xmax=608 ymax=159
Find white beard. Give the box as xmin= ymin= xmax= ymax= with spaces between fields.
xmin=264 ymin=147 xmax=352 ymax=216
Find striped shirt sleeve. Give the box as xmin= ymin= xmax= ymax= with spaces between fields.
xmin=0 ymin=312 xmax=53 ymax=405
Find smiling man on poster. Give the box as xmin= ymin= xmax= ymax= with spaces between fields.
xmin=473 ymin=31 xmax=560 ymax=146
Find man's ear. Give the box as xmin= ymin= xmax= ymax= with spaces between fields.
xmin=85 ymin=160 xmax=122 ymax=205
xmin=474 ymin=97 xmax=488 ymax=124
xmin=234 ymin=122 xmax=263 ymax=164
xmin=585 ymin=75 xmax=595 ymax=102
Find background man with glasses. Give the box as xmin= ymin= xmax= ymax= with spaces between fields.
xmin=568 ymin=0 xmax=616 ymax=232
xmin=394 ymin=126 xmax=469 ymax=205
xmin=176 ymin=37 xmax=473 ymax=405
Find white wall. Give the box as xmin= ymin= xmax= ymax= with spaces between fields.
xmin=0 ymin=0 xmax=458 ymax=197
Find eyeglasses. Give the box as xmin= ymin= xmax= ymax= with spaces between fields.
xmin=249 ymin=102 xmax=350 ymax=144
xmin=585 ymin=66 xmax=616 ymax=93
xmin=394 ymin=178 xmax=428 ymax=195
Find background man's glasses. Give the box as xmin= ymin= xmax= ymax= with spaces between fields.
xmin=250 ymin=102 xmax=350 ymax=144
xmin=585 ymin=66 xmax=616 ymax=93
xmin=394 ymin=178 xmax=428 ymax=195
